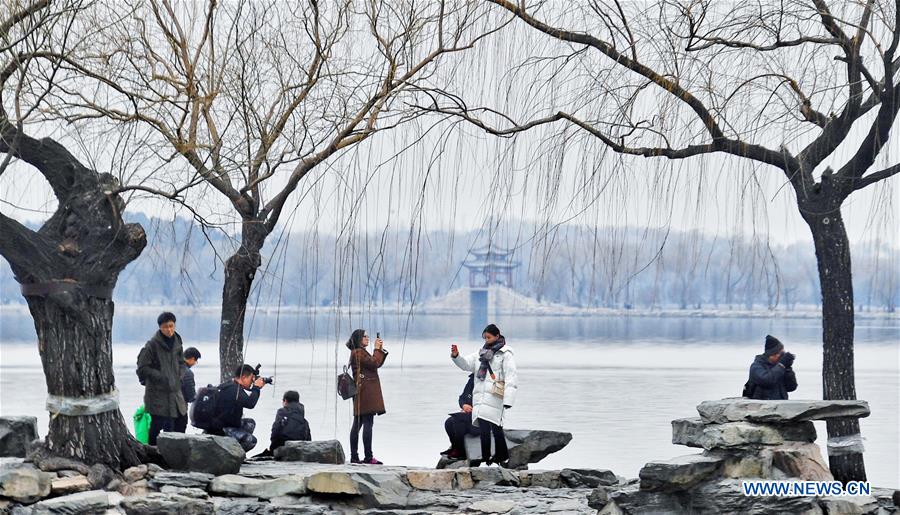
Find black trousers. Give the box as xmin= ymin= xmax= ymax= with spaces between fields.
xmin=148 ymin=415 xmax=174 ymax=445
xmin=350 ymin=414 xmax=375 ymax=460
xmin=477 ymin=418 xmax=508 ymax=462
xmin=173 ymin=413 xmax=188 ymax=433
xmin=444 ymin=412 xmax=480 ymax=454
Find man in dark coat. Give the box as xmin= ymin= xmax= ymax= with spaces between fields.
xmin=136 ymin=312 xmax=187 ymax=445
xmin=173 ymin=347 xmax=201 ymax=433
xmin=747 ymin=335 xmax=798 ymax=400
xmin=441 ymin=374 xmax=481 ymax=460
xmin=211 ymin=363 xmax=266 ymax=451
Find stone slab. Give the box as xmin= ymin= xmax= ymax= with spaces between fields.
xmin=639 ymin=454 xmax=723 ymax=492
xmin=209 ymin=474 xmax=308 ymax=498
xmin=697 ymin=399 xmax=870 ymax=424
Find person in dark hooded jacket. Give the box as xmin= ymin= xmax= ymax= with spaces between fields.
xmin=173 ymin=347 xmax=201 ymax=433
xmin=747 ymin=334 xmax=798 ymax=400
xmin=136 ymin=312 xmax=187 ymax=445
xmin=441 ymin=374 xmax=481 ymax=460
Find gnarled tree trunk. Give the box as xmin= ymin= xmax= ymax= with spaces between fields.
xmin=0 ymin=129 xmax=147 ymax=470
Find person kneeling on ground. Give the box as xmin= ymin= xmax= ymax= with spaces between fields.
xmin=441 ymin=373 xmax=481 ymax=461
xmin=210 ymin=364 xmax=267 ymax=451
xmin=254 ymin=390 xmax=312 ymax=458
xmin=745 ymin=334 xmax=797 ymax=400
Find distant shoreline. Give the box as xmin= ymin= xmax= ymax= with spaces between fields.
xmin=1 ymin=302 xmax=896 ymax=321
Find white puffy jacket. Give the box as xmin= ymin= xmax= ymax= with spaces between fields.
xmin=452 ymin=346 xmax=518 ymax=427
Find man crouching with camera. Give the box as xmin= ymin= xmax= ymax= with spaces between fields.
xmin=211 ymin=363 xmax=270 ymax=451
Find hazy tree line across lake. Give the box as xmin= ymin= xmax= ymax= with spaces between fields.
xmin=2 ymin=214 xmax=894 ymax=313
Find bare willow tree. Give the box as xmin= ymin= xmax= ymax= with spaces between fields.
xmin=0 ymin=0 xmax=147 ymax=468
xmin=431 ymin=0 xmax=899 ymax=482
xmin=47 ymin=0 xmax=499 ymax=380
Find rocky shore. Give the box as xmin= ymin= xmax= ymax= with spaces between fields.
xmin=1 ymin=399 xmax=898 ymax=514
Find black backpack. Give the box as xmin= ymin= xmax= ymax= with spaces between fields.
xmin=742 ymin=379 xmax=757 ymax=398
xmin=191 ymin=383 xmax=224 ymax=430
xmin=279 ymin=405 xmax=312 ymax=441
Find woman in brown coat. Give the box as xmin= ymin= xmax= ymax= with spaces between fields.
xmin=347 ymin=329 xmax=387 ymax=464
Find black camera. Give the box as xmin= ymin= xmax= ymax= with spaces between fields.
xmin=253 ymin=363 xmax=274 ymax=385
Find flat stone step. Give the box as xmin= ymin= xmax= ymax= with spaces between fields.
xmin=697 ymin=399 xmax=870 ymax=424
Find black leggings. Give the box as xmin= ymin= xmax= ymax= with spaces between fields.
xmin=478 ymin=418 xmax=509 ymax=462
xmin=350 ymin=414 xmax=375 ymax=460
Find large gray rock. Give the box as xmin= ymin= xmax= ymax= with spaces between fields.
xmin=672 ymin=418 xmax=816 ymax=449
xmin=273 ymin=440 xmax=345 ymax=464
xmin=638 ymin=454 xmax=723 ymax=492
xmin=305 ymin=470 xmax=411 ymax=509
xmin=464 ymin=429 xmax=572 ymax=469
xmin=602 ymin=478 xmax=827 ymax=514
xmin=156 ymin=432 xmax=244 ymax=475
xmin=600 ymin=484 xmax=686 ymax=514
xmin=0 ymin=417 xmax=38 ymax=458
xmin=764 ymin=442 xmax=833 ymax=481
xmin=560 ymin=468 xmax=618 ymax=488
xmin=700 ymin=421 xmax=816 ymax=450
xmin=818 ymin=495 xmax=882 ymax=515
xmin=709 ymin=441 xmax=833 ymax=481
xmin=29 ymin=489 xmax=112 ymax=514
xmin=147 ymin=471 xmax=215 ymax=490
xmin=209 ymin=474 xmax=308 ymax=498
xmin=121 ymin=492 xmax=213 ymax=514
xmin=0 ymin=463 xmax=53 ymax=503
xmin=697 ymin=399 xmax=870 ymax=424
xmin=690 ymin=478 xmax=823 ymax=514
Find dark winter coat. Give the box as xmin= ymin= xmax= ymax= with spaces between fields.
xmin=270 ymin=402 xmax=311 ymax=443
xmin=459 ymin=374 xmax=474 ymax=409
xmin=748 ymin=354 xmax=798 ymax=400
xmin=137 ymin=331 xmax=187 ymax=418
xmin=350 ymin=347 xmax=388 ymax=416
xmin=214 ymin=381 xmax=261 ymax=429
xmin=180 ymin=362 xmax=197 ymax=403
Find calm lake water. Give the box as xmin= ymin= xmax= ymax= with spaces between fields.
xmin=1 ymin=308 xmax=897 ymax=487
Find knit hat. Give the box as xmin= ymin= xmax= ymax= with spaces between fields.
xmin=764 ymin=335 xmax=784 ymax=356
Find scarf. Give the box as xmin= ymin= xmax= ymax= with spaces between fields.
xmin=477 ymin=336 xmax=506 ymax=381
xmin=158 ymin=331 xmax=175 ymax=352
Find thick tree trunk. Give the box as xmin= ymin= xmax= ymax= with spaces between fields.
xmin=804 ymin=208 xmax=867 ymax=483
xmin=27 ymin=295 xmax=143 ymax=469
xmin=218 ymin=219 xmax=267 ymax=381
xmin=1 ymin=127 xmax=148 ymax=470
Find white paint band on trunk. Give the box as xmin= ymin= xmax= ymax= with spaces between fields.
xmin=826 ymin=433 xmax=865 ymax=456
xmin=46 ymin=389 xmax=120 ymax=416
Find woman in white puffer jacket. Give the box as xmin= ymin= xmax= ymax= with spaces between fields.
xmin=451 ymin=323 xmax=518 ymax=466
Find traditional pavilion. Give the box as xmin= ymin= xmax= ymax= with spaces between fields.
xmin=462 ymin=245 xmax=521 ymax=288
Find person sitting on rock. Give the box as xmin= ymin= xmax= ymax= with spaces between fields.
xmin=441 ymin=373 xmax=481 ymax=461
xmin=211 ymin=363 xmax=267 ymax=451
xmin=174 ymin=346 xmax=201 ymax=433
xmin=746 ymin=334 xmax=797 ymax=400
xmin=451 ymin=323 xmax=518 ymax=467
xmin=254 ymin=390 xmax=311 ymax=458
